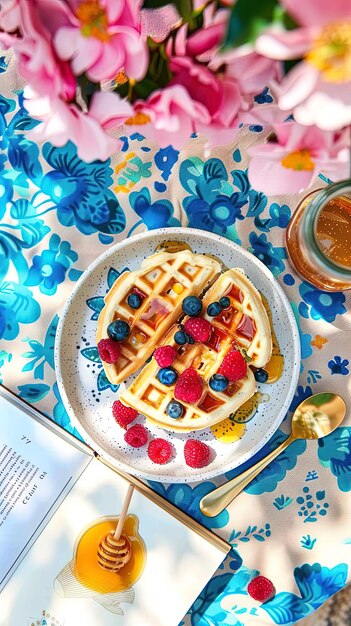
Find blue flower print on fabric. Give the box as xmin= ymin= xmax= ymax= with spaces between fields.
xmin=290 ymin=302 xmax=313 ymax=361
xmin=1 ymin=92 xmax=42 ymax=185
xmin=248 ymin=232 xmax=287 ymax=276
xmin=296 ymin=486 xmax=329 ymax=522
xmin=0 ymin=350 xmax=12 ymax=384
xmin=288 ymin=385 xmax=313 ymax=414
xmin=41 ymin=142 xmax=125 ymax=236
xmin=180 ymin=157 xmax=247 ymax=241
xmin=188 ymin=572 xmax=233 ymax=626
xmin=25 ymin=234 xmax=78 ymax=296
xmin=318 ymin=427 xmax=351 ymax=492
xmin=148 ymin=481 xmax=229 ymax=530
xmin=129 ymin=186 xmax=180 ymax=230
xmin=154 ymin=145 xmax=179 ymax=181
xmin=328 ymin=356 xmax=349 ymax=375
xmin=224 ymin=428 xmax=306 ymax=494
xmin=0 ymin=282 xmax=40 ymax=340
xmin=52 ymin=382 xmax=83 ymax=441
xmin=299 ymin=282 xmax=346 ymax=322
xmin=21 ymin=315 xmax=58 ymax=380
xmin=262 ymin=563 xmax=348 ymax=624
xmin=0 ymin=56 xmax=6 ymax=74
xmin=254 ymin=87 xmax=273 ymax=104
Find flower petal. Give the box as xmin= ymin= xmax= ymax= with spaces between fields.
xmin=256 ymin=27 xmax=315 ymax=60
xmin=281 ymin=0 xmax=351 ymax=27
xmin=89 ymin=91 xmax=133 ymax=128
xmin=248 ymin=145 xmax=315 ymax=194
xmin=278 ymin=62 xmax=319 ymax=110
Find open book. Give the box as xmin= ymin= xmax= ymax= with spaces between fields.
xmin=0 ymin=387 xmax=229 ymax=626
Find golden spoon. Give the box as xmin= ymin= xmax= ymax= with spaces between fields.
xmin=200 ymin=392 xmax=346 ymax=517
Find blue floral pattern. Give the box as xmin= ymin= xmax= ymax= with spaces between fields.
xmin=1 ymin=61 xmax=351 ymax=626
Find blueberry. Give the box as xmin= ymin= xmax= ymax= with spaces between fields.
xmin=174 ymin=330 xmax=188 ymax=345
xmin=186 ymin=333 xmax=195 ymax=344
xmin=182 ymin=295 xmax=202 ymax=317
xmin=157 ymin=367 xmax=178 ymax=386
xmin=127 ymin=293 xmax=142 ymax=309
xmin=107 ymin=319 xmax=130 ymax=342
xmin=209 ymin=374 xmax=229 ymax=392
xmin=166 ymin=400 xmax=184 ymax=419
xmin=207 ymin=301 xmax=222 ymax=317
xmin=254 ymin=368 xmax=268 ymax=383
xmin=219 ymin=296 xmax=230 ymax=309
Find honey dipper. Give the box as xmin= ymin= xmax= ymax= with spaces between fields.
xmin=97 ymin=484 xmax=134 ymax=572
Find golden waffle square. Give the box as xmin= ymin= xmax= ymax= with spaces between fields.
xmin=96 ymin=250 xmax=221 ymax=384
xmin=120 ymin=268 xmax=272 ymax=432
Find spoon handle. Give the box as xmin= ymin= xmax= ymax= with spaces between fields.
xmin=200 ymin=434 xmax=295 ymax=517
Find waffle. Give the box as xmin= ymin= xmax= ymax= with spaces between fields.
xmin=120 ymin=268 xmax=271 ymax=432
xmin=202 ymin=268 xmax=272 ymax=368
xmin=96 ymin=251 xmax=221 ymax=384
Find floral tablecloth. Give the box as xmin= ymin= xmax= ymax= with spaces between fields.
xmin=1 ymin=49 xmax=351 ymax=626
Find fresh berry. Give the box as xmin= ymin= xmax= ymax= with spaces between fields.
xmin=209 ymin=373 xmax=229 ymax=392
xmin=184 ymin=317 xmax=212 ymax=342
xmin=207 ymin=301 xmax=222 ymax=317
xmin=107 ymin=319 xmax=130 ymax=342
xmin=112 ymin=400 xmax=138 ymax=428
xmin=174 ymin=330 xmax=188 ymax=345
xmin=184 ymin=439 xmax=211 ymax=468
xmin=127 ymin=293 xmax=142 ymax=309
xmin=186 ymin=333 xmax=195 ymax=344
xmin=124 ymin=424 xmax=148 ymax=448
xmin=219 ymin=349 xmax=247 ymax=381
xmin=174 ymin=368 xmax=203 ymax=403
xmin=148 ymin=438 xmax=173 ymax=464
xmin=154 ymin=345 xmax=177 ymax=367
xmin=247 ymin=576 xmax=275 ymax=602
xmin=254 ymin=368 xmax=269 ymax=383
xmin=219 ymin=296 xmax=231 ymax=309
xmin=97 ymin=338 xmax=121 ymax=364
xmin=157 ymin=367 xmax=178 ymax=386
xmin=166 ymin=400 xmax=184 ymax=419
xmin=182 ymin=295 xmax=202 ymax=317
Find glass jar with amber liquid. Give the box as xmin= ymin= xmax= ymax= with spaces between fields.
xmin=286 ymin=180 xmax=351 ymax=291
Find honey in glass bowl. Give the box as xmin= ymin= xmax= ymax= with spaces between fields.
xmin=286 ymin=180 xmax=351 ymax=291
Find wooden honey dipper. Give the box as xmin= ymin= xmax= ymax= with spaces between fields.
xmin=97 ymin=484 xmax=134 ymax=572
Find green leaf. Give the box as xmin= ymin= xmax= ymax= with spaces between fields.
xmin=225 ymin=0 xmax=284 ymax=47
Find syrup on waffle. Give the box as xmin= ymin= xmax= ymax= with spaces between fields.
xmin=96 ymin=251 xmax=221 ymax=384
xmin=120 ymin=269 xmax=271 ymax=432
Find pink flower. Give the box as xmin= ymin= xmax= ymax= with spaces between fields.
xmin=24 ymin=88 xmax=133 ymax=162
xmin=169 ymin=55 xmax=242 ymax=146
xmin=0 ymin=0 xmax=21 ymax=31
xmin=54 ymin=0 xmax=148 ymax=82
xmin=126 ymin=85 xmax=211 ymax=149
xmin=0 ymin=0 xmax=76 ymax=100
xmin=141 ymin=5 xmax=181 ymax=43
xmin=209 ymin=49 xmax=281 ymax=96
xmin=247 ymin=122 xmax=350 ymax=195
xmin=256 ymin=0 xmax=351 ymax=130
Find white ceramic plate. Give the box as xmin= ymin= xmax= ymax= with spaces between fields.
xmin=55 ymin=228 xmax=300 ymax=483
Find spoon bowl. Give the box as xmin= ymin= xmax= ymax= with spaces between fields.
xmin=200 ymin=392 xmax=347 ymax=517
xmin=291 ymin=392 xmax=346 ymax=440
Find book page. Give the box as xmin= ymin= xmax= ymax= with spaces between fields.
xmin=1 ymin=458 xmax=228 ymax=626
xmin=0 ymin=392 xmax=92 ymax=591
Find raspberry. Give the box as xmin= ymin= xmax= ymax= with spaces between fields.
xmin=184 ymin=439 xmax=211 ymax=468
xmin=218 ymin=348 xmax=247 ymax=381
xmin=184 ymin=317 xmax=212 ymax=342
xmin=112 ymin=400 xmax=138 ymax=429
xmin=247 ymin=576 xmax=275 ymax=602
xmin=97 ymin=338 xmax=121 ymax=364
xmin=174 ymin=368 xmax=203 ymax=403
xmin=148 ymin=438 xmax=173 ymax=464
xmin=154 ymin=345 xmax=177 ymax=367
xmin=124 ymin=424 xmax=148 ymax=448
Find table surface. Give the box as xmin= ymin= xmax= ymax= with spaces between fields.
xmin=1 ymin=50 xmax=351 ymax=626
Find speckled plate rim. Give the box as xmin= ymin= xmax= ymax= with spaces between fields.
xmin=55 ymin=227 xmax=301 ymax=483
